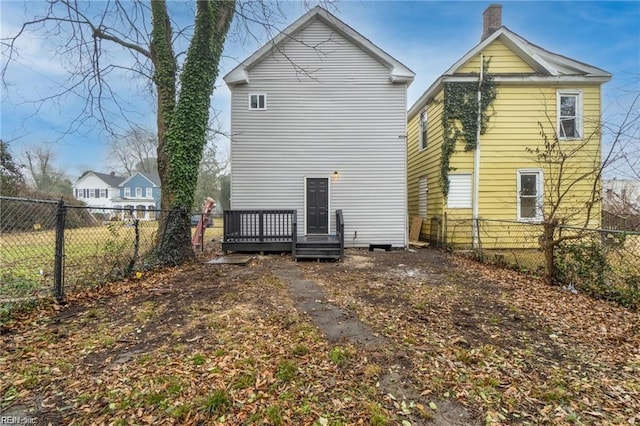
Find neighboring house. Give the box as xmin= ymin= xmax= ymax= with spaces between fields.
xmin=407 ymin=5 xmax=611 ymax=247
xmin=111 ymin=171 xmax=161 ymax=220
xmin=73 ymin=170 xmax=161 ymax=220
xmin=603 ymin=179 xmax=640 ymax=230
xmin=73 ymin=171 xmax=125 ymax=209
xmin=223 ymin=6 xmax=414 ymax=258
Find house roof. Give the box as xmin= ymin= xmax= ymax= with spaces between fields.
xmin=224 ymin=6 xmax=415 ymax=86
xmin=408 ymin=26 xmax=612 ymax=119
xmin=76 ymin=171 xmax=125 ymax=187
xmin=119 ymin=171 xmax=161 ymax=188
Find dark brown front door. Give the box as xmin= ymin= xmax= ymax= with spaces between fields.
xmin=306 ymin=178 xmax=328 ymax=234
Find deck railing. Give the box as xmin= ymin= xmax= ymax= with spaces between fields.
xmin=223 ymin=210 xmax=297 ymax=253
xmin=336 ymin=209 xmax=344 ymax=259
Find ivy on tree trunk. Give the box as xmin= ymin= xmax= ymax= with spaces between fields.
xmin=151 ymin=0 xmax=235 ymax=266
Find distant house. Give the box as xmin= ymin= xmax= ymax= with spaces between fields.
xmin=73 ymin=171 xmax=125 ymax=209
xmin=222 ymin=6 xmax=414 ymax=259
xmin=111 ymin=172 xmax=161 ymax=220
xmin=407 ymin=4 xmax=611 ymax=247
xmin=73 ymin=170 xmax=161 ymax=220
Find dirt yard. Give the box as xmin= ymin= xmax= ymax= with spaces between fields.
xmin=1 ymin=248 xmax=638 ymax=425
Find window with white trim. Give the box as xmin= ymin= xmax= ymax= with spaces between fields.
xmin=100 ymin=189 xmax=107 ymax=198
xmin=136 ymin=187 xmax=142 ymax=197
xmin=557 ymin=90 xmax=582 ymax=139
xmin=124 ymin=187 xmax=130 ymax=197
xmin=146 ymin=188 xmax=152 ymax=198
xmin=419 ymin=110 xmax=428 ymax=150
xmin=517 ymin=169 xmax=543 ymax=222
xmin=249 ymin=93 xmax=267 ymax=110
xmin=418 ymin=176 xmax=428 ymax=218
xmin=448 ymin=174 xmax=472 ymax=209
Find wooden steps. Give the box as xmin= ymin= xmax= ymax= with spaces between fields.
xmin=295 ymin=236 xmax=342 ymax=261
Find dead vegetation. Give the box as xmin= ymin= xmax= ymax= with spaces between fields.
xmin=1 ymin=248 xmax=638 ymax=425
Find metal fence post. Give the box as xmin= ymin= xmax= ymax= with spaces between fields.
xmin=54 ymin=198 xmax=66 ymax=303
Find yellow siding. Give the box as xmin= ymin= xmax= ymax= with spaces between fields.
xmin=408 ymin=74 xmax=603 ymax=246
xmin=407 ymin=91 xmax=445 ymax=241
xmin=476 ymin=84 xmax=602 ymax=230
xmin=458 ymin=39 xmax=536 ymax=74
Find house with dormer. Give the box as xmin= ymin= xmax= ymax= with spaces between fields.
xmin=111 ymin=171 xmax=161 ymax=220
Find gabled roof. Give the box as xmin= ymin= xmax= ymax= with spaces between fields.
xmin=408 ymin=26 xmax=612 ymax=119
xmin=76 ymin=171 xmax=125 ymax=187
xmin=119 ymin=171 xmax=161 ymax=188
xmin=224 ymin=6 xmax=414 ymax=86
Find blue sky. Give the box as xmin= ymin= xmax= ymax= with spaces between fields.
xmin=1 ymin=1 xmax=639 ymax=180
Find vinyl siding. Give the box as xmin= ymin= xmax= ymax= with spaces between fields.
xmin=408 ymin=42 xmax=603 ymax=247
xmin=230 ymin=19 xmax=408 ymax=247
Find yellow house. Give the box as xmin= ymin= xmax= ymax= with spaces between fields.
xmin=407 ymin=4 xmax=612 ymax=249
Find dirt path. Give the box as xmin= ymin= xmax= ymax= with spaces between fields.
xmin=2 ymin=248 xmax=638 ymax=424
xmin=273 ymin=263 xmax=478 ymax=426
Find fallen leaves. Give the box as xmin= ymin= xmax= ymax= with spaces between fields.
xmin=2 ymin=250 xmax=639 ymax=425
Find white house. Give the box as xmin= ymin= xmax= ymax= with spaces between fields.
xmin=73 ymin=171 xmax=125 ymax=209
xmin=223 ymin=6 xmax=414 ymax=257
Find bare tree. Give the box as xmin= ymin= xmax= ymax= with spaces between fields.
xmin=108 ymin=126 xmax=157 ymax=176
xmin=22 ymin=143 xmax=72 ymax=195
xmin=531 ymin=92 xmax=640 ymax=283
xmin=1 ymin=1 xmax=247 ymax=265
xmin=193 ymin=137 xmax=228 ymax=211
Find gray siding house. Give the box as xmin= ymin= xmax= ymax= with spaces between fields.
xmin=223 ymin=6 xmax=414 ymax=257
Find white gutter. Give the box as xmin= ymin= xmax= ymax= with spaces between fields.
xmin=472 ymin=54 xmax=483 ymax=249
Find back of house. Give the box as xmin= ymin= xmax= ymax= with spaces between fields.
xmin=224 ymin=6 xmax=414 ymax=251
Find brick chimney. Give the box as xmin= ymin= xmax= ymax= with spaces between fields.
xmin=482 ymin=4 xmax=502 ymax=41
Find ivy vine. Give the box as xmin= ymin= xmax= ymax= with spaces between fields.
xmin=440 ymin=59 xmax=496 ymax=196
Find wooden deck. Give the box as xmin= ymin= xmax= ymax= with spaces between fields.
xmin=222 ymin=209 xmax=344 ymax=260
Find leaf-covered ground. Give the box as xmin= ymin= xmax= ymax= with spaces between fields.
xmin=1 ymin=248 xmax=638 ymax=425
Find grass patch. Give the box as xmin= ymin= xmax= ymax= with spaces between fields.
xmin=276 ymin=360 xmax=297 ymax=382
xmin=328 ymin=346 xmax=350 ymax=367
xmin=200 ymin=389 xmax=231 ymax=417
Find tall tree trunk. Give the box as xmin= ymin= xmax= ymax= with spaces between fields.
xmin=152 ymin=0 xmax=235 ymax=266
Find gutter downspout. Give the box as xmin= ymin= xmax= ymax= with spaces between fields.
xmin=472 ymin=54 xmax=483 ymax=249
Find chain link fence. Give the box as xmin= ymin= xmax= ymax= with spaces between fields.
xmin=442 ymin=217 xmax=639 ymax=309
xmin=1 ymin=196 xmax=222 ymax=320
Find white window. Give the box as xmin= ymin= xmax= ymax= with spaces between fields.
xmin=418 ymin=176 xmax=428 ymax=218
xmin=448 ymin=174 xmax=472 ymax=209
xmin=517 ymin=169 xmax=543 ymax=222
xmin=557 ymin=90 xmax=582 ymax=139
xmin=124 ymin=187 xmax=130 ymax=197
xmin=136 ymin=187 xmax=142 ymax=197
xmin=89 ymin=189 xmax=95 ymax=198
xmin=419 ymin=110 xmax=428 ymax=150
xmin=146 ymin=188 xmax=152 ymax=198
xmin=249 ymin=93 xmax=267 ymax=110
xmin=100 ymin=189 xmax=107 ymax=198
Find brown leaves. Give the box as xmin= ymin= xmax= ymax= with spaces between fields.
xmin=2 ymin=251 xmax=639 ymax=425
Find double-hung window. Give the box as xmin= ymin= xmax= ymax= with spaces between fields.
xmin=517 ymin=169 xmax=543 ymax=222
xmin=557 ymin=90 xmax=582 ymax=139
xmin=419 ymin=110 xmax=428 ymax=150
xmin=249 ymin=93 xmax=267 ymax=110
xmin=146 ymin=188 xmax=153 ymax=198
xmin=124 ymin=187 xmax=130 ymax=197
xmin=136 ymin=187 xmax=142 ymax=197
